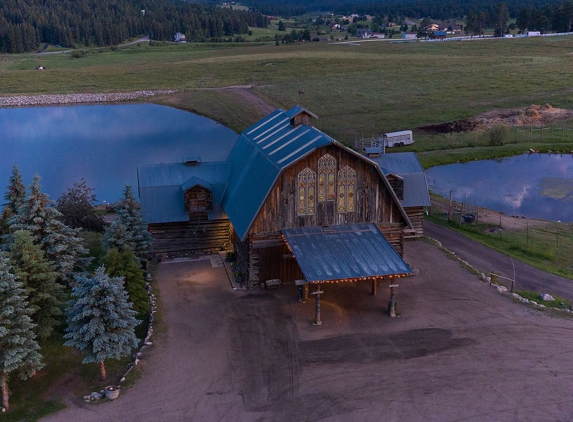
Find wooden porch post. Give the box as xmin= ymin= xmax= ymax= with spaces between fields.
xmin=388 ymin=277 xmax=397 ymax=318
xmin=371 ymin=278 xmax=377 ymax=295
xmin=303 ymin=284 xmax=309 ymax=301
xmin=312 ymin=283 xmax=323 ymax=326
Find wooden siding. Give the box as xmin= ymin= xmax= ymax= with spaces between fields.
xmin=405 ymin=206 xmax=424 ymax=238
xmin=184 ymin=186 xmax=212 ymax=220
xmin=249 ymin=145 xmax=407 ymax=235
xmin=291 ymin=112 xmax=312 ymax=127
xmin=149 ymin=219 xmax=231 ymax=256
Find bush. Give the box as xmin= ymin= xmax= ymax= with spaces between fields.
xmin=489 ymin=125 xmax=508 ymax=146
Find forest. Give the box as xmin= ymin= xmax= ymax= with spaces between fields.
xmin=0 ymin=0 xmax=268 ymax=53
xmin=246 ymin=0 xmax=571 ymax=22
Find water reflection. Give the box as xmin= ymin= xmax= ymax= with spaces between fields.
xmin=1 ymin=104 xmax=237 ymax=203
xmin=426 ymin=153 xmax=573 ymax=222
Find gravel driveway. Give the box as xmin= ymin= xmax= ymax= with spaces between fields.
xmin=42 ymin=240 xmax=573 ymax=421
xmin=425 ymin=220 xmax=573 ymax=300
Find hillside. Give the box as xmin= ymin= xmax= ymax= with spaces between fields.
xmin=0 ymin=0 xmax=268 ymax=53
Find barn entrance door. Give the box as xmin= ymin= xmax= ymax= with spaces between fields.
xmin=257 ymin=244 xmax=303 ymax=285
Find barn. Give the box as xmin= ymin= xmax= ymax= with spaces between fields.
xmin=138 ymin=106 xmax=422 ymax=318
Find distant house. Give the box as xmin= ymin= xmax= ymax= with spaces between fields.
xmin=430 ymin=31 xmax=447 ymax=40
xmin=356 ymin=28 xmax=373 ymax=38
xmin=174 ymin=32 xmax=187 ymax=43
xmin=527 ymin=31 xmax=541 ymax=37
xmin=402 ymin=32 xmax=417 ymax=40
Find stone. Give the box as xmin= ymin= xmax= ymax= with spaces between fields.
xmin=90 ymin=392 xmax=103 ymax=400
xmin=511 ymin=293 xmax=520 ymax=299
xmin=538 ymin=304 xmax=546 ymax=308
xmin=496 ymin=285 xmax=508 ymax=293
xmin=540 ymin=294 xmax=555 ymax=302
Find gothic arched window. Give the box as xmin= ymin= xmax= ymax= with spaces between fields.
xmin=318 ymin=154 xmax=336 ymax=202
xmin=297 ymin=167 xmax=316 ymax=216
xmin=337 ymin=166 xmax=356 ymax=213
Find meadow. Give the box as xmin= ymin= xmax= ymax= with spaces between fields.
xmin=3 ymin=35 xmax=573 ymax=146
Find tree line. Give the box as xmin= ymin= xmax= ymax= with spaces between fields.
xmin=0 ymin=167 xmax=153 ymax=410
xmin=0 ymin=0 xmax=268 ymax=53
xmin=246 ymin=0 xmax=566 ymax=21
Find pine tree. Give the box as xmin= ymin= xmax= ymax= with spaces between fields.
xmin=64 ymin=266 xmax=140 ymax=380
xmin=4 ymin=165 xmax=26 ymax=215
xmin=9 ymin=174 xmax=90 ymax=284
xmin=102 ymin=247 xmax=149 ymax=316
xmin=9 ymin=230 xmax=63 ymax=340
xmin=102 ymin=220 xmax=130 ymax=253
xmin=0 ymin=252 xmax=44 ymax=410
xmin=106 ymin=185 xmax=152 ymax=266
xmin=1 ymin=165 xmax=27 ymax=239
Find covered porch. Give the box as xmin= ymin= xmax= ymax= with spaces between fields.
xmin=281 ymin=223 xmax=413 ymax=324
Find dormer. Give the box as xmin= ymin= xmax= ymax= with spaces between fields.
xmin=181 ymin=177 xmax=212 ymax=220
xmin=284 ymin=105 xmax=319 ymax=128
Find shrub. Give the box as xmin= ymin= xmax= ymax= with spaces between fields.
xmin=489 ymin=125 xmax=508 ymax=146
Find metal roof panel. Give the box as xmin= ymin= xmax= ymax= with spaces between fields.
xmin=282 ymin=224 xmax=412 ymax=282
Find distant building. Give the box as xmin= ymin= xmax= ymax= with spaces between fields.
xmin=430 ymin=31 xmax=447 ymax=40
xmin=174 ymin=32 xmax=187 ymax=43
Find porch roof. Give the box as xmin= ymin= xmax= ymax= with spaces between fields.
xmin=281 ymin=223 xmax=412 ymax=283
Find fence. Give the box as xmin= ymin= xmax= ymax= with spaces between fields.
xmin=428 ymin=193 xmax=573 ymax=276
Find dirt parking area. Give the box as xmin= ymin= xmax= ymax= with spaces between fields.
xmin=43 ymin=241 xmax=573 ymax=422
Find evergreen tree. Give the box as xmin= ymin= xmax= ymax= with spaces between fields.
xmin=106 ymin=185 xmax=152 ymax=266
xmin=9 ymin=230 xmax=63 ymax=340
xmin=102 ymin=247 xmax=149 ymax=316
xmin=1 ymin=165 xmax=27 ymax=239
xmin=4 ymin=165 xmax=26 ymax=216
xmin=0 ymin=252 xmax=44 ymax=410
xmin=56 ymin=179 xmax=105 ymax=233
xmin=64 ymin=266 xmax=139 ymax=380
xmin=9 ymin=174 xmax=90 ymax=284
xmin=102 ymin=220 xmax=130 ymax=253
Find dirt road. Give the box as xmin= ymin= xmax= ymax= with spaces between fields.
xmin=42 ymin=241 xmax=573 ymax=421
xmin=425 ymin=220 xmax=573 ymax=300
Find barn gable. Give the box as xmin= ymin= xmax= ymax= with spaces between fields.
xmin=222 ymin=106 xmax=413 ymax=241
xmin=221 ymin=106 xmax=333 ymax=240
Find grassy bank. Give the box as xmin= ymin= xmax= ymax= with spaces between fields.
xmin=427 ymin=208 xmax=573 ymax=280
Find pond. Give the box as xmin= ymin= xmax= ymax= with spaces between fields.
xmin=0 ymin=104 xmax=237 ymax=204
xmin=426 ymin=153 xmax=573 ymax=222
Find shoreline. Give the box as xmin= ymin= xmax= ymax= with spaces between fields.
xmin=0 ymin=90 xmax=178 ymax=107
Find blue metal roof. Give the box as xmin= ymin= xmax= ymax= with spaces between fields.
xmin=369 ymin=152 xmax=430 ymax=207
xmin=282 ymin=224 xmax=412 ymax=282
xmin=138 ymin=162 xmax=230 ymax=223
xmin=364 ymin=146 xmax=383 ymax=154
xmin=222 ymin=106 xmax=334 ymax=240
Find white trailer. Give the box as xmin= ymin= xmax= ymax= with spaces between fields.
xmin=383 ymin=130 xmax=414 ymax=148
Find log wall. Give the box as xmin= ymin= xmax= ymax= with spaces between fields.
xmin=149 ymin=219 xmax=231 ymax=256
xmin=405 ymin=206 xmax=425 ymax=238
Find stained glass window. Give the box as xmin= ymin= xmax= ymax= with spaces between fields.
xmin=318 ymin=154 xmax=336 ymax=202
xmin=297 ymin=167 xmax=316 ymax=216
xmin=337 ymin=166 xmax=356 ymax=213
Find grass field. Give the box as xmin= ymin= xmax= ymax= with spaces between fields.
xmin=3 ymin=35 xmax=573 ymax=142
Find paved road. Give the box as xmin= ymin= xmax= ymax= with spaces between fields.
xmin=425 ymin=220 xmax=573 ymax=300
